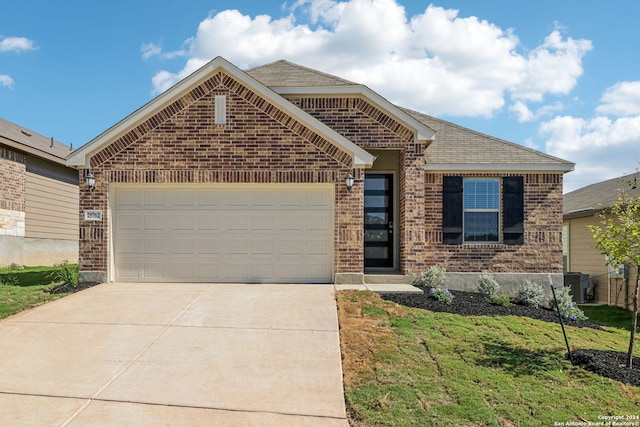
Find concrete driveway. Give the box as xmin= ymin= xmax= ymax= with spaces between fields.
xmin=0 ymin=283 xmax=349 ymax=426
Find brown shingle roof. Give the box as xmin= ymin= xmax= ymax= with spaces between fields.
xmin=247 ymin=60 xmax=573 ymax=171
xmin=0 ymin=117 xmax=71 ymax=165
xmin=563 ymin=172 xmax=640 ymax=218
xmin=246 ymin=60 xmax=356 ymax=87
xmin=402 ymin=108 xmax=574 ymax=170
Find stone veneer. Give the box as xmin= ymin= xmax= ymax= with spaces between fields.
xmin=0 ymin=147 xmax=26 ymax=237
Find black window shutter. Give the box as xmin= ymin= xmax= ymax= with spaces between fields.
xmin=442 ymin=176 xmax=463 ymax=244
xmin=503 ymin=176 xmax=524 ymax=245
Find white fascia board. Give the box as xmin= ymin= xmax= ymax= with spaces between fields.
xmin=424 ymin=163 xmax=576 ymax=173
xmin=271 ymin=85 xmax=436 ymax=142
xmin=67 ymin=57 xmax=374 ymax=168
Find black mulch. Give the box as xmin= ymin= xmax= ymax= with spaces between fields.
xmin=47 ymin=282 xmax=100 ymax=294
xmin=381 ymin=287 xmax=640 ymax=386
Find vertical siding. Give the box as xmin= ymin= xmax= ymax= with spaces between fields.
xmin=25 ymin=172 xmax=79 ymax=239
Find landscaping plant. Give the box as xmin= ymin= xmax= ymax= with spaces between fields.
xmin=47 ymin=260 xmax=79 ymax=287
xmin=413 ymin=265 xmax=447 ymax=288
xmin=588 ymin=181 xmax=640 ymax=369
xmin=554 ymin=286 xmax=588 ymax=321
xmin=477 ymin=273 xmax=500 ymax=298
xmin=429 ymin=287 xmax=454 ymax=304
xmin=515 ymin=280 xmax=545 ymax=307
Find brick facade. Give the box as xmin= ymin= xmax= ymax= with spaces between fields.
xmin=80 ymin=73 xmax=360 ymax=275
xmin=423 ymin=172 xmax=564 ymax=274
xmin=76 ymin=64 xmax=567 ymax=283
xmin=0 ymin=147 xmax=26 ymax=236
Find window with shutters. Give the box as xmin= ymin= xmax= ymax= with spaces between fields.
xmin=442 ymin=175 xmax=524 ymax=245
xmin=463 ymin=179 xmax=500 ymax=242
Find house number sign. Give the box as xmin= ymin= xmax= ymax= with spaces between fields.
xmin=84 ymin=210 xmax=103 ymax=221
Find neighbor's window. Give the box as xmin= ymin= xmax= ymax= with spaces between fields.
xmin=463 ymin=179 xmax=500 ymax=242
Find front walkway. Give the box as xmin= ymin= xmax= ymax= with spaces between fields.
xmin=0 ymin=283 xmax=348 ymax=426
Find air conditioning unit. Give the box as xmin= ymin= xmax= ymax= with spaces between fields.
xmin=563 ymin=272 xmax=589 ymax=304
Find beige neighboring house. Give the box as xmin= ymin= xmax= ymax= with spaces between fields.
xmin=563 ymin=172 xmax=640 ymax=308
xmin=0 ymin=118 xmax=78 ymax=266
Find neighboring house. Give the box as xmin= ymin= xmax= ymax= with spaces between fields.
xmin=0 ymin=118 xmax=79 ymax=266
xmin=563 ymin=172 xmax=640 ymax=308
xmin=67 ymin=57 xmax=574 ymax=293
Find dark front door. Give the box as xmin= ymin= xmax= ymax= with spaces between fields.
xmin=364 ymin=174 xmax=394 ymax=269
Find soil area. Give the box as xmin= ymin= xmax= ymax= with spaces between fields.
xmin=48 ymin=282 xmax=99 ymax=294
xmin=382 ymin=288 xmax=640 ymax=387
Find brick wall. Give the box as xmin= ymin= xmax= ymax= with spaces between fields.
xmin=422 ymin=172 xmax=564 ymax=274
xmin=81 ymin=74 xmax=360 ymax=275
xmin=0 ymin=147 xmax=26 ymax=237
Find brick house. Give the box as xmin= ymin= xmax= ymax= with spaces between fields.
xmin=1 ymin=118 xmax=78 ymax=266
xmin=67 ymin=57 xmax=574 ymax=291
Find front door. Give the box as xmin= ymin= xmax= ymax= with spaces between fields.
xmin=364 ymin=174 xmax=394 ymax=269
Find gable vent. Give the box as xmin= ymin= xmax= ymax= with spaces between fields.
xmin=215 ymin=95 xmax=227 ymax=125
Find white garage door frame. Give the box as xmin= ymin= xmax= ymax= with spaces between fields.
xmin=108 ymin=183 xmax=335 ymax=283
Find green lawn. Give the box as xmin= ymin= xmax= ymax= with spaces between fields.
xmin=0 ymin=266 xmax=71 ymax=319
xmin=338 ymin=291 xmax=639 ymax=427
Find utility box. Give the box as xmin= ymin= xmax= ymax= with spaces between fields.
xmin=564 ymin=272 xmax=589 ymax=304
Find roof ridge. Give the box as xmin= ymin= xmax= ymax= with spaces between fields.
xmin=246 ymin=59 xmax=357 ymax=86
xmin=400 ymin=106 xmax=573 ymax=166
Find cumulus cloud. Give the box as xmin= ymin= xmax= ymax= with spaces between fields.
xmin=540 ymin=114 xmax=640 ymax=192
xmin=141 ymin=41 xmax=189 ymax=60
xmin=0 ymin=36 xmax=36 ymax=52
xmin=146 ymin=0 xmax=591 ymax=120
xmin=0 ymin=74 xmax=14 ymax=88
xmin=596 ymin=81 xmax=640 ymax=116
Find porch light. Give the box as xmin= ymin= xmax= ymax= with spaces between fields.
xmin=345 ymin=172 xmax=355 ymax=192
xmin=85 ymin=170 xmax=95 ymax=190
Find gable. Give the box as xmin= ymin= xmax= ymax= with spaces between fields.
xmin=67 ymin=57 xmax=374 ymax=169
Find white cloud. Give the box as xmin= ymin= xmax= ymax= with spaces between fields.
xmin=0 ymin=74 xmax=14 ymax=88
xmin=510 ymin=100 xmax=564 ymax=122
xmin=540 ymin=114 xmax=640 ymax=192
xmin=596 ymin=81 xmax=640 ymax=116
xmin=0 ymin=36 xmax=36 ymax=53
xmin=146 ymin=0 xmax=591 ymax=119
xmin=141 ymin=41 xmax=189 ymax=60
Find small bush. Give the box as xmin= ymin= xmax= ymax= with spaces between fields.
xmin=413 ymin=266 xmax=447 ymax=288
xmin=430 ymin=287 xmax=454 ymax=304
xmin=47 ymin=260 xmax=79 ymax=286
xmin=515 ymin=280 xmax=545 ymax=307
xmin=0 ymin=273 xmax=19 ymax=286
xmin=477 ymin=274 xmax=501 ymax=298
xmin=8 ymin=263 xmax=24 ymax=270
xmin=489 ymin=294 xmax=513 ymax=307
xmin=553 ymin=286 xmax=588 ymax=321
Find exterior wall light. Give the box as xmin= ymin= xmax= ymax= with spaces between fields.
xmin=345 ymin=172 xmax=355 ymax=192
xmin=85 ymin=170 xmax=96 ymax=190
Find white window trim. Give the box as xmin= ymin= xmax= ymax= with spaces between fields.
xmin=463 ymin=178 xmax=500 ymax=243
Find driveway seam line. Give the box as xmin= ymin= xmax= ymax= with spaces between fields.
xmin=59 ymin=290 xmax=208 ymax=427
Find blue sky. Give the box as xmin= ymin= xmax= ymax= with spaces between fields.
xmin=2 ymin=0 xmax=639 ymax=192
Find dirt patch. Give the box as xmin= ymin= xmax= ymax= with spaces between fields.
xmin=336 ymin=291 xmax=399 ymax=388
xmin=47 ymin=282 xmax=99 ymax=294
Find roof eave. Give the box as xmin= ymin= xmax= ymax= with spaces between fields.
xmin=424 ymin=163 xmax=576 ymax=172
xmin=270 ymin=85 xmax=436 ymax=143
xmin=67 ymin=57 xmax=374 ymax=169
xmin=1 ymin=136 xmax=70 ymax=166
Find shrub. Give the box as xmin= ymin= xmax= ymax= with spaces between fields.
xmin=553 ymin=286 xmax=588 ymax=321
xmin=47 ymin=260 xmax=79 ymax=286
xmin=413 ymin=266 xmax=447 ymax=288
xmin=515 ymin=280 xmax=545 ymax=307
xmin=477 ymin=274 xmax=501 ymax=298
xmin=0 ymin=273 xmax=19 ymax=286
xmin=430 ymin=287 xmax=454 ymax=304
xmin=489 ymin=294 xmax=513 ymax=307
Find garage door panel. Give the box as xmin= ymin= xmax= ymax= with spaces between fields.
xmin=114 ymin=186 xmax=333 ymax=283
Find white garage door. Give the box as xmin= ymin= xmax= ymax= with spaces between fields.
xmin=112 ymin=185 xmax=333 ymax=283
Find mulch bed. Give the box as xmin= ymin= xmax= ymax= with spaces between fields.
xmin=382 ymin=287 xmax=640 ymax=386
xmin=47 ymin=282 xmax=99 ymax=294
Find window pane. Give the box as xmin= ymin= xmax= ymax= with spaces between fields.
xmin=464 ymin=179 xmax=499 ymax=209
xmin=464 ymin=212 xmax=499 ymax=242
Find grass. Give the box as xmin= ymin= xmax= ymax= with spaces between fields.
xmin=0 ymin=266 xmax=72 ymax=319
xmin=337 ymin=290 xmax=640 ymax=427
xmin=581 ymin=304 xmax=639 ymax=331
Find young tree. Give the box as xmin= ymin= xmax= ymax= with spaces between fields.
xmin=588 ymin=187 xmax=640 ymax=369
